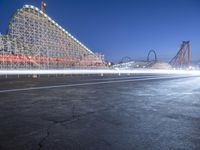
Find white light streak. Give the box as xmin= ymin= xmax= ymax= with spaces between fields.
xmin=0 ymin=69 xmax=200 ymax=75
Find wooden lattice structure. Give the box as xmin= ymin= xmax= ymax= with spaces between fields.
xmin=0 ymin=5 xmax=104 ymax=69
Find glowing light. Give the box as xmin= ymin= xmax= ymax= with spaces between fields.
xmin=22 ymin=5 xmax=93 ymax=54
xmin=0 ymin=69 xmax=200 ymax=75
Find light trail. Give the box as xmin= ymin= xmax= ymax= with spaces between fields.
xmin=0 ymin=69 xmax=200 ymax=76
xmin=0 ymin=75 xmax=194 ymax=93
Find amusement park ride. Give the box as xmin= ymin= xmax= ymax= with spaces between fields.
xmin=0 ymin=0 xmax=193 ymax=71
xmin=0 ymin=0 xmax=105 ymax=70
xmin=169 ymin=41 xmax=190 ymax=68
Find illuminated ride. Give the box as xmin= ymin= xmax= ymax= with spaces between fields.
xmin=0 ymin=5 xmax=105 ymax=70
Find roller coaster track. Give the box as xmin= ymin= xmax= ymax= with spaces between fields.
xmin=169 ymin=41 xmax=190 ymax=68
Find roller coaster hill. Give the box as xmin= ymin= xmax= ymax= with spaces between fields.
xmin=0 ymin=4 xmax=105 ymax=70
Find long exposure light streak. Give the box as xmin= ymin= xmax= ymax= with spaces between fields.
xmin=0 ymin=69 xmax=200 ymax=75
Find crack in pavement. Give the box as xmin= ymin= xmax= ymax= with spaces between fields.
xmin=37 ymin=105 xmax=114 ymax=150
xmin=38 ymin=124 xmax=51 ymax=150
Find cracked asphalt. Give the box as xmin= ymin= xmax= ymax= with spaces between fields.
xmin=0 ymin=75 xmax=200 ymax=150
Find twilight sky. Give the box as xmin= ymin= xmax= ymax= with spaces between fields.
xmin=0 ymin=0 xmax=200 ymax=62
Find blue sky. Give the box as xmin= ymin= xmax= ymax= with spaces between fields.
xmin=0 ymin=0 xmax=200 ymax=62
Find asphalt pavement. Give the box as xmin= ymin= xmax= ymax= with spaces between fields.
xmin=0 ymin=74 xmax=200 ymax=150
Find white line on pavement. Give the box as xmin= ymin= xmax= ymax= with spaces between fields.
xmin=0 ymin=75 xmax=191 ymax=93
